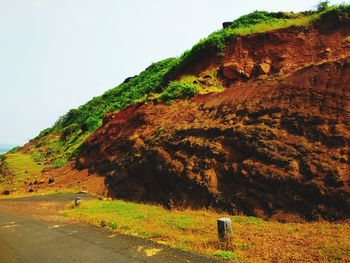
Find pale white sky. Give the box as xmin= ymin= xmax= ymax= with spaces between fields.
xmin=0 ymin=0 xmax=347 ymax=145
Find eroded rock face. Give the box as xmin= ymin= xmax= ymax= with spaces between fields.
xmin=79 ymin=57 xmax=350 ymax=221
xmin=78 ymin=17 xmax=350 ymax=221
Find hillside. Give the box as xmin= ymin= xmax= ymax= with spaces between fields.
xmin=1 ymin=5 xmax=350 ymax=221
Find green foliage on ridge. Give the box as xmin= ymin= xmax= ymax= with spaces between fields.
xmin=53 ymin=57 xmax=178 ymax=133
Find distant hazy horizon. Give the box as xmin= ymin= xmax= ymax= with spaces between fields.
xmin=0 ymin=0 xmax=347 ymax=145
xmin=0 ymin=144 xmax=17 ymax=154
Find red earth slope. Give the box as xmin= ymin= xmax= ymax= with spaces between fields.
xmin=78 ymin=14 xmax=350 ymax=221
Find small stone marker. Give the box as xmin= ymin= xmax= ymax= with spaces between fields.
xmin=74 ymin=197 xmax=81 ymax=207
xmin=217 ymin=217 xmax=233 ymax=243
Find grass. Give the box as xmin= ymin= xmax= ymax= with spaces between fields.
xmin=6 ymin=152 xmax=43 ymax=175
xmin=214 ymin=251 xmax=238 ymax=261
xmin=0 ymin=188 xmax=81 ymax=200
xmin=62 ymin=199 xmax=350 ymax=262
xmin=0 ymin=152 xmax=44 ymax=192
xmin=52 ymin=157 xmax=68 ymax=169
xmin=153 ymin=68 xmax=225 ymax=103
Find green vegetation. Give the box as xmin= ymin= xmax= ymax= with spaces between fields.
xmin=318 ymin=1 xmax=330 ymax=11
xmin=30 ymin=151 xmax=45 ymax=163
xmin=229 ymin=11 xmax=301 ymax=28
xmin=52 ymin=157 xmax=68 ymax=169
xmin=0 ymin=153 xmax=44 ymax=192
xmin=159 ymin=82 xmax=198 ymax=102
xmin=27 ymin=4 xmax=350 ymax=166
xmin=34 ymin=58 xmax=179 ymax=160
xmin=213 ymin=251 xmax=238 ymax=261
xmin=62 ymin=199 xmax=350 ymax=262
xmin=53 ymin=58 xmax=178 ymax=133
xmin=158 ymin=68 xmax=224 ymax=103
xmin=38 ymin=128 xmax=52 ymax=138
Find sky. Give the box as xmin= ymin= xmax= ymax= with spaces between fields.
xmin=0 ymin=0 xmax=347 ymax=145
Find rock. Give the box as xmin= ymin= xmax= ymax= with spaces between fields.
xmin=222 ymin=61 xmax=255 ymax=79
xmin=222 ymin=62 xmax=242 ymax=79
xmin=48 ymin=178 xmax=55 ymax=184
xmin=1 ymin=190 xmax=10 ymax=195
xmin=204 ymin=169 xmax=218 ymax=193
xmin=243 ymin=62 xmax=255 ymax=78
xmin=222 ymin=22 xmax=233 ymax=29
xmin=258 ymin=62 xmax=271 ymax=74
xmin=28 ymin=188 xmax=34 ymax=193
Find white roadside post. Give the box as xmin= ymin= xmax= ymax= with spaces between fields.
xmin=217 ymin=217 xmax=233 ymax=245
xmin=74 ymin=197 xmax=81 ymax=207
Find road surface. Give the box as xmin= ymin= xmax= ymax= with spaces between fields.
xmin=0 ymin=194 xmax=219 ymax=263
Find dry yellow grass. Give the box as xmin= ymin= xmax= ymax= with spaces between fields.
xmin=61 ymin=199 xmax=350 ymax=262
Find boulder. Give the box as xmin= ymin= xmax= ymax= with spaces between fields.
xmin=258 ymin=62 xmax=271 ymax=74
xmin=222 ymin=22 xmax=233 ymax=29
xmin=222 ymin=62 xmax=242 ymax=79
xmin=222 ymin=61 xmax=255 ymax=79
xmin=243 ymin=62 xmax=255 ymax=78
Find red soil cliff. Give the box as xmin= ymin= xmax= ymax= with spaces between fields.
xmin=78 ymin=14 xmax=350 ymax=221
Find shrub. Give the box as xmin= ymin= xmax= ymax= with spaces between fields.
xmin=31 ymin=151 xmax=45 ymax=163
xmin=52 ymin=157 xmax=68 ymax=169
xmin=230 ymin=11 xmax=289 ymax=28
xmin=37 ymin=128 xmax=52 ymax=138
xmin=61 ymin=123 xmax=81 ymax=140
xmin=159 ymin=82 xmax=198 ymax=102
xmin=318 ymin=1 xmax=330 ymax=11
xmin=81 ymin=116 xmax=102 ymax=132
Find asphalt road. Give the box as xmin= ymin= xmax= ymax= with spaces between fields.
xmin=0 ymin=194 xmax=219 ymax=263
